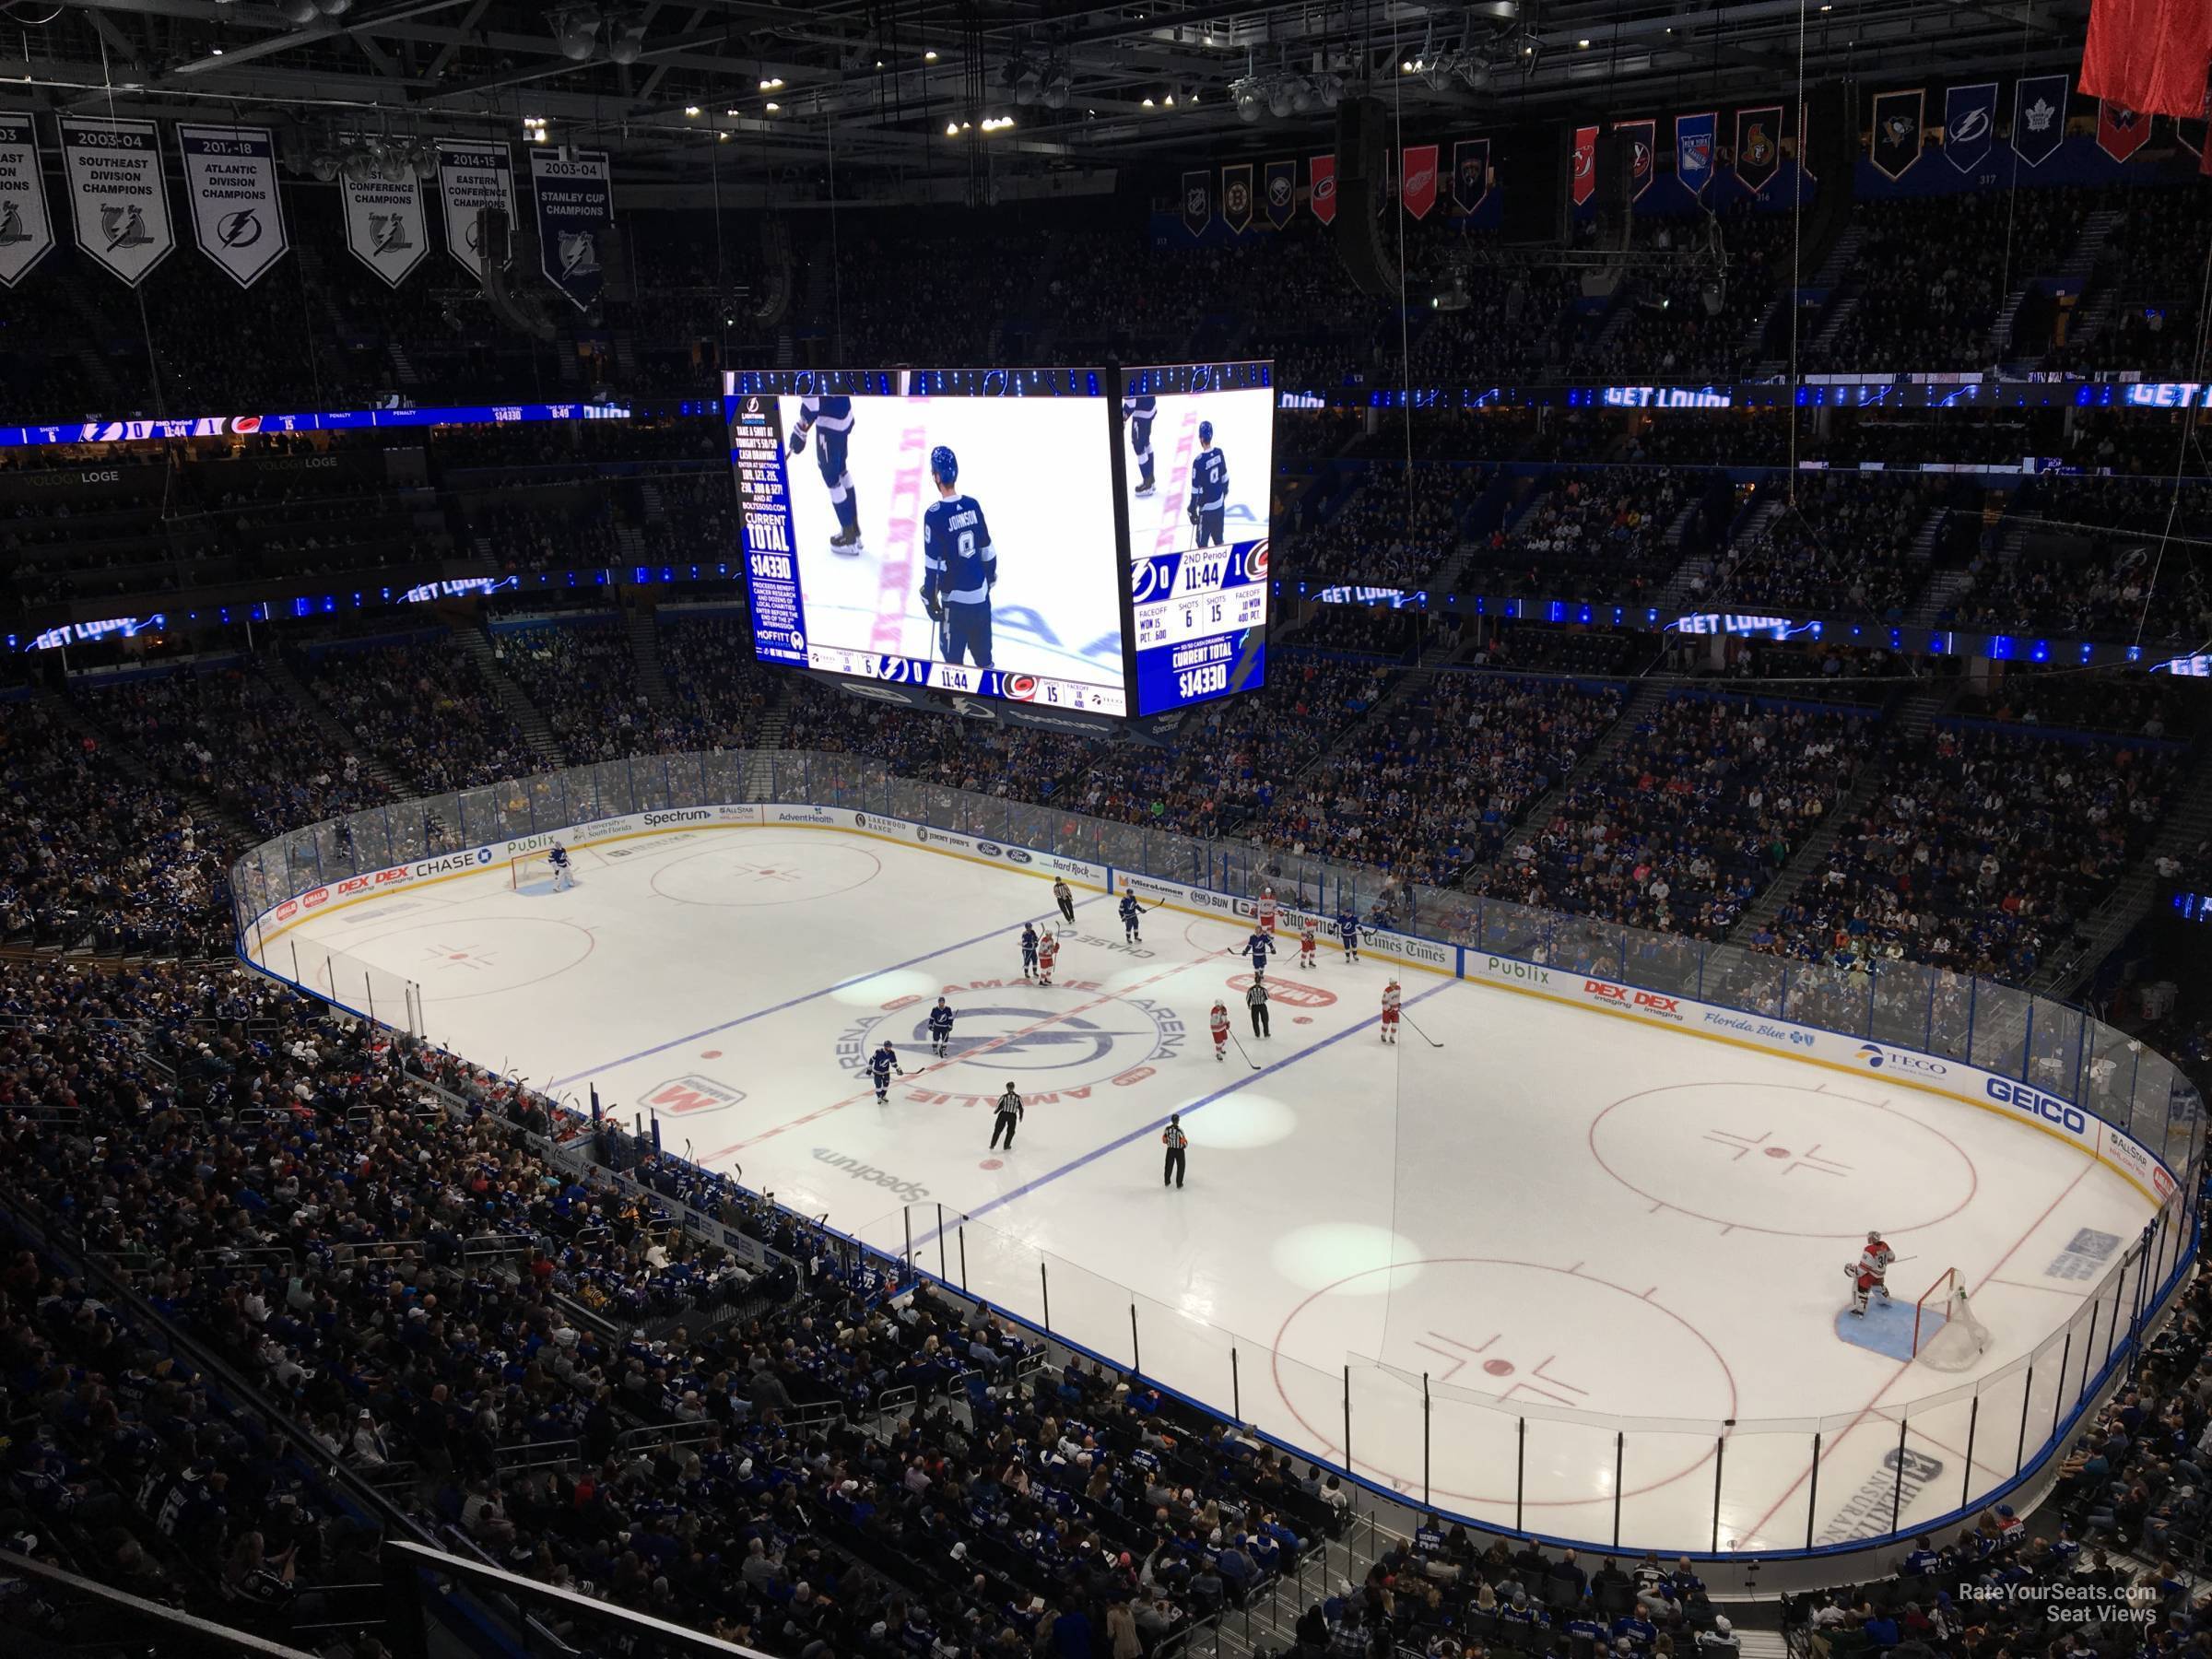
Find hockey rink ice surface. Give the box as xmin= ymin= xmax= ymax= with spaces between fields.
xmin=264 ymin=825 xmax=2161 ymax=1553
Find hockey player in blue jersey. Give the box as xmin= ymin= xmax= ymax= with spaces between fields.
xmin=1241 ymin=926 xmax=1275 ymax=980
xmin=926 ymin=997 xmax=955 ymax=1058
xmin=920 ymin=445 xmax=996 ymax=668
xmin=1187 ymin=419 xmax=1230 ymax=548
xmin=866 ymin=1041 xmax=904 ymax=1104
xmin=1118 ymin=890 xmax=1148 ymax=944
xmin=787 ymin=394 xmax=863 ymax=554
xmin=1123 ymin=392 xmax=1158 ymax=497
xmin=547 ymin=841 xmax=572 ymax=891
xmin=1019 ymin=922 xmax=1041 ymax=981
xmin=1336 ymin=909 xmax=1361 ymax=962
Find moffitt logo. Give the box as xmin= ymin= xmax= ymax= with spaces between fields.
xmin=1986 ymin=1077 xmax=2088 ymax=1135
xmin=643 ymin=809 xmax=710 ymax=828
xmin=642 ymin=1075 xmax=747 ymax=1116
xmin=1856 ymin=1042 xmax=1947 ymax=1077
xmin=1585 ymin=980 xmax=1682 ymax=1020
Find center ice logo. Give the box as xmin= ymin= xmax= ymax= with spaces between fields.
xmin=836 ymin=981 xmax=1183 ymax=1100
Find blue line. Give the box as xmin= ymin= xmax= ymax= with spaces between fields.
xmin=547 ymin=894 xmax=1106 ymax=1089
xmin=925 ymin=979 xmax=1453 ymax=1244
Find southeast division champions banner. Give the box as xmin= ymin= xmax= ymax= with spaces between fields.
xmin=1942 ymin=83 xmax=1997 ymax=173
xmin=436 ymin=139 xmax=516 ymax=282
xmin=528 ymin=147 xmax=611 ymax=311
xmin=340 ymin=145 xmax=429 ymax=288
xmin=0 ymin=113 xmax=55 ymax=288
xmin=176 ymin=124 xmax=287 ymax=288
xmin=57 ymin=117 xmax=174 ymax=287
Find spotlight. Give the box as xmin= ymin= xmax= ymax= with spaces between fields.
xmin=552 ymin=5 xmax=599 ymax=62
xmin=276 ymin=0 xmax=318 ymax=21
xmin=1236 ymin=91 xmax=1261 ymax=124
xmin=315 ymin=0 xmax=351 ymax=13
xmin=1044 ymin=68 xmax=1070 ymax=109
xmin=607 ymin=18 xmax=646 ymax=64
xmin=1015 ymin=66 xmax=1041 ymax=106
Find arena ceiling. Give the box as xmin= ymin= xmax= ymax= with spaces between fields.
xmin=0 ymin=0 xmax=2089 ymax=183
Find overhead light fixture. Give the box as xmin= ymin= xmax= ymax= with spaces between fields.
xmin=1141 ymin=95 xmax=1155 ymax=107
xmin=1578 ymin=37 xmax=1591 ymax=46
xmin=607 ymin=16 xmax=646 ymax=64
xmin=211 ymin=47 xmax=224 ymax=55
xmin=946 ymin=120 xmax=959 ymax=135
xmin=552 ymin=5 xmax=599 ymax=62
xmin=277 ymin=0 xmax=318 ymax=20
xmin=1044 ymin=67 xmax=1070 ymax=109
xmin=759 ymin=76 xmax=783 ymax=89
xmin=764 ymin=101 xmax=780 ymax=112
xmin=684 ymin=105 xmax=700 ymax=117
xmin=924 ymin=49 xmax=938 ymax=61
xmin=316 ymin=0 xmax=351 ymax=13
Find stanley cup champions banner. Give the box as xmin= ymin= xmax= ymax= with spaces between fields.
xmin=529 ymin=147 xmax=612 ymax=311
xmin=57 ymin=117 xmax=175 ymax=287
xmin=340 ymin=145 xmax=430 ymax=288
xmin=437 ymin=139 xmax=517 ymax=282
xmin=0 ymin=113 xmax=55 ymax=288
xmin=176 ymin=124 xmax=288 ymax=288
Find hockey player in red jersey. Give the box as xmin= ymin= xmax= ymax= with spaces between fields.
xmin=1298 ymin=923 xmax=1317 ymax=971
xmin=1380 ymin=979 xmax=1402 ymax=1043
xmin=1256 ymin=887 xmax=1278 ymax=935
xmin=1845 ymin=1230 xmax=1895 ymax=1316
xmin=1036 ymin=933 xmax=1059 ymax=986
xmin=1209 ymin=999 xmax=1230 ymax=1062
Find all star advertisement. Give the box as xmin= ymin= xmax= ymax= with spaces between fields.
xmin=176 ymin=124 xmax=288 ymax=288
xmin=724 ymin=367 xmax=1128 ymax=717
xmin=1120 ymin=359 xmax=1273 ymax=570
xmin=435 ymin=139 xmax=516 ymax=282
xmin=56 ymin=117 xmax=174 ymax=287
xmin=340 ymin=142 xmax=429 ymax=288
xmin=0 ymin=113 xmax=55 ymax=288
xmin=528 ymin=147 xmax=611 ymax=311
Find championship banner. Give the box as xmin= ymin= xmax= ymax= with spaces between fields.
xmin=1220 ymin=162 xmax=1253 ymax=233
xmin=56 ymin=117 xmax=174 ymax=287
xmin=1309 ymin=155 xmax=1336 ymax=224
xmin=1871 ymin=88 xmax=1925 ymax=180
xmin=1571 ymin=124 xmax=1598 ymax=205
xmin=436 ymin=139 xmax=516 ymax=282
xmin=1942 ymin=83 xmax=1997 ymax=173
xmin=1451 ymin=138 xmax=1490 ymax=215
xmin=1264 ymin=159 xmax=1297 ymax=227
xmin=2013 ymin=75 xmax=2071 ymax=165
xmin=1614 ymin=119 xmax=1656 ymax=199
xmin=1400 ymin=144 xmax=1439 ymax=218
xmin=1181 ymin=168 xmax=1211 ymax=237
xmin=529 ymin=147 xmax=611 ymax=311
xmin=2097 ymin=98 xmax=2151 ymax=161
xmin=339 ymin=147 xmax=429 ymax=288
xmin=0 ymin=113 xmax=55 ymax=288
xmin=176 ymin=124 xmax=287 ymax=288
xmin=1733 ymin=106 xmax=1783 ymax=190
xmin=1676 ymin=112 xmax=1716 ymax=195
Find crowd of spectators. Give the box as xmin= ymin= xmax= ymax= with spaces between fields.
xmin=299 ymin=634 xmax=543 ymax=796
xmin=492 ymin=620 xmax=697 ymax=764
xmin=1290 ymin=470 xmax=1481 ymax=590
xmin=1461 ymin=468 xmax=1692 ymax=603
xmin=1712 ymin=476 xmax=1951 ymax=618
xmin=1941 ymin=478 xmax=2212 ymax=644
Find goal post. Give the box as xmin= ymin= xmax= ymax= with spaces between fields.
xmin=1911 ymin=1266 xmax=1994 ymax=1371
xmin=509 ymin=851 xmax=553 ymax=889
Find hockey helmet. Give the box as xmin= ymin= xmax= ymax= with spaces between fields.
xmin=1198 ymin=420 xmax=1215 ymax=445
xmin=930 ymin=444 xmax=959 ymax=486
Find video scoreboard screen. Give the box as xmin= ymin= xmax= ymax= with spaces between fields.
xmin=1120 ymin=360 xmax=1273 ymax=717
xmin=726 ymin=368 xmax=1127 ymax=716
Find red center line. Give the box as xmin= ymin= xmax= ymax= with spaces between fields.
xmin=697 ymin=947 xmax=1235 ymax=1163
xmin=1738 ymin=1158 xmax=2095 ymax=1545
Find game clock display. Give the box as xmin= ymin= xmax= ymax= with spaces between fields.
xmin=1120 ymin=361 xmax=1273 ymax=716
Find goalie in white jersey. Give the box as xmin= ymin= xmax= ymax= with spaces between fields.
xmin=1844 ymin=1231 xmax=1895 ymax=1316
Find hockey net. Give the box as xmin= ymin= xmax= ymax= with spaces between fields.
xmin=1911 ymin=1267 xmax=1994 ymax=1371
xmin=509 ymin=849 xmax=598 ymax=889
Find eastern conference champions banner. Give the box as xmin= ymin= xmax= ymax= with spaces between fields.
xmin=176 ymin=124 xmax=288 ymax=288
xmin=436 ymin=139 xmax=516 ymax=283
xmin=529 ymin=147 xmax=612 ymax=312
xmin=57 ymin=116 xmax=175 ymax=287
xmin=0 ymin=113 xmax=55 ymax=288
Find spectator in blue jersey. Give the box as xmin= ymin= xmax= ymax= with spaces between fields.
xmin=787 ymin=393 xmax=864 ymax=553
xmin=920 ymin=444 xmax=997 ymax=668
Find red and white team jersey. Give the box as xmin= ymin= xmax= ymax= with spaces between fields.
xmin=1038 ymin=937 xmax=1059 ymax=970
xmin=1858 ymin=1240 xmax=1894 ymax=1284
xmin=1209 ymin=1008 xmax=1230 ymax=1045
xmin=1381 ymin=983 xmax=1402 ymax=1022
xmin=1300 ymin=925 xmax=1316 ymax=951
xmin=1256 ymin=892 xmax=1277 ymax=932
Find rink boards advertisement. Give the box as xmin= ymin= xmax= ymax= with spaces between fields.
xmin=724 ymin=368 xmax=1129 ymax=718
xmin=240 ymin=798 xmax=2178 ymax=1207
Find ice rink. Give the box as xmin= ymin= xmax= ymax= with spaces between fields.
xmin=260 ymin=822 xmax=2162 ymax=1552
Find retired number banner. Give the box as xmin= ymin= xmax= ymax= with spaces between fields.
xmin=0 ymin=113 xmax=55 ymax=288
xmin=437 ymin=139 xmax=517 ymax=282
xmin=177 ymin=124 xmax=288 ymax=288
xmin=57 ymin=117 xmax=175 ymax=287
xmin=529 ymin=147 xmax=611 ymax=311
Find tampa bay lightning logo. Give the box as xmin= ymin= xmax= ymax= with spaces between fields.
xmin=837 ymin=982 xmax=1183 ymax=1101
xmin=218 ymin=209 xmax=263 ymax=249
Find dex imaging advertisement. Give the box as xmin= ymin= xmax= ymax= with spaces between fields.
xmin=727 ymin=368 xmax=1127 ymax=717
xmin=1121 ymin=361 xmax=1273 ymax=716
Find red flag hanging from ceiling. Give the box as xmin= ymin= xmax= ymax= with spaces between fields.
xmin=1571 ymin=124 xmax=1598 ymax=205
xmin=1401 ymin=144 xmax=1439 ymax=218
xmin=2079 ymin=0 xmax=2212 ymax=120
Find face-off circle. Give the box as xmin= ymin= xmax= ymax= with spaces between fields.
xmin=343 ymin=916 xmax=595 ymax=1001
xmin=651 ymin=839 xmax=881 ymax=907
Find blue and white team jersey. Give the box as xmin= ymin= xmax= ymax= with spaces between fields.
xmin=1191 ymin=447 xmax=1230 ymax=512
xmin=1335 ymin=911 xmax=1359 ymax=940
xmin=921 ymin=494 xmax=997 ymax=606
xmin=796 ymin=394 xmax=855 ymax=434
xmin=1121 ymin=394 xmax=1157 ymax=422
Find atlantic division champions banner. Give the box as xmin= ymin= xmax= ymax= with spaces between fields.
xmin=436 ymin=139 xmax=517 ymax=282
xmin=177 ymin=124 xmax=288 ymax=288
xmin=0 ymin=113 xmax=55 ymax=288
xmin=340 ymin=143 xmax=429 ymax=288
xmin=528 ymin=147 xmax=611 ymax=311
xmin=56 ymin=117 xmax=175 ymax=287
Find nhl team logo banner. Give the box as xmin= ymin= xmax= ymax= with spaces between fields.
xmin=1451 ymin=138 xmax=1490 ymax=215
xmin=1871 ymin=88 xmax=1926 ymax=180
xmin=340 ymin=144 xmax=429 ymax=288
xmin=1400 ymin=144 xmax=1439 ymax=219
xmin=1614 ymin=119 xmax=1656 ymax=199
xmin=1220 ymin=162 xmax=1253 ymax=234
xmin=1181 ymin=169 xmax=1210 ymax=237
xmin=1309 ymin=155 xmax=1336 ymax=224
xmin=57 ymin=117 xmax=174 ymax=287
xmin=2097 ymin=99 xmax=2151 ymax=162
xmin=2013 ymin=74 xmax=2070 ymax=166
xmin=1733 ymin=106 xmax=1783 ymax=190
xmin=1676 ymin=112 xmax=1716 ymax=195
xmin=0 ymin=113 xmax=55 ymax=288
xmin=437 ymin=139 xmax=516 ymax=282
xmin=1264 ymin=159 xmax=1296 ymax=227
xmin=176 ymin=124 xmax=287 ymax=288
xmin=1942 ymin=83 xmax=1997 ymax=173
xmin=1571 ymin=124 xmax=1598 ymax=205
xmin=529 ymin=147 xmax=611 ymax=311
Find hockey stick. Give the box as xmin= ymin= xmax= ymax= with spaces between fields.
xmin=1402 ymin=1013 xmax=1444 ymax=1049
xmin=1226 ymin=1028 xmax=1262 ymax=1071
